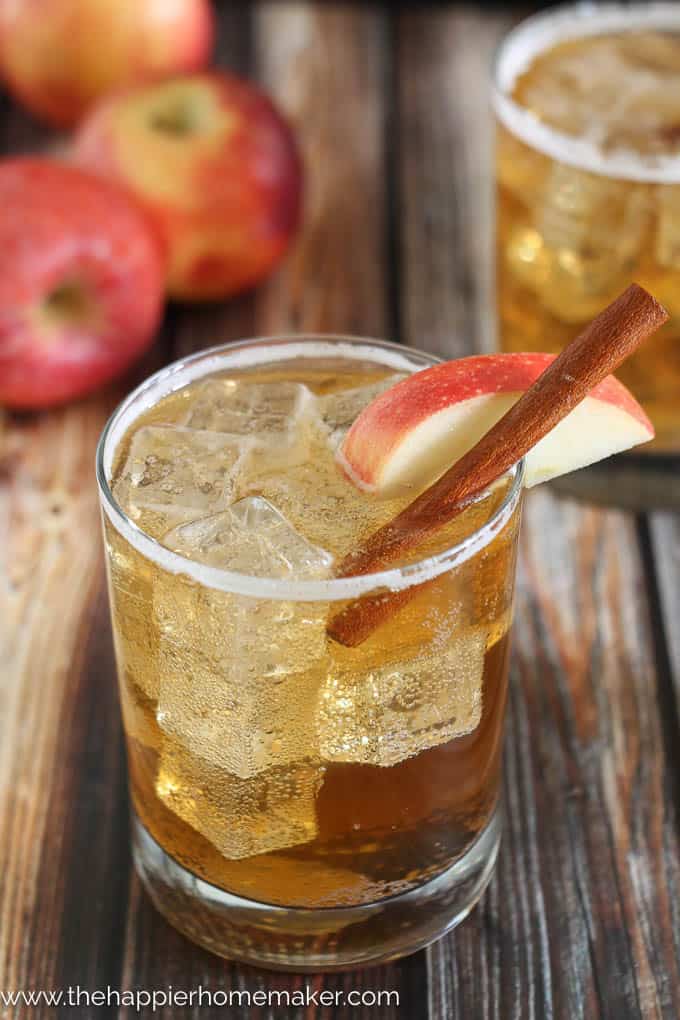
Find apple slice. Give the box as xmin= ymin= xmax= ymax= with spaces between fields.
xmin=338 ymin=353 xmax=654 ymax=496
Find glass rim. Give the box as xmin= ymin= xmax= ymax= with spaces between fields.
xmin=96 ymin=334 xmax=525 ymax=603
xmin=491 ymin=1 xmax=680 ymax=184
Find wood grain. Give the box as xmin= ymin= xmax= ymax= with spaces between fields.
xmin=648 ymin=513 xmax=680 ymax=712
xmin=397 ymin=7 xmax=516 ymax=358
xmin=253 ymin=2 xmax=391 ymax=337
xmin=0 ymin=401 xmax=110 ymax=1014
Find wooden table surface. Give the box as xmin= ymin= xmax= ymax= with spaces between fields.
xmin=2 ymin=5 xmax=680 ymax=1019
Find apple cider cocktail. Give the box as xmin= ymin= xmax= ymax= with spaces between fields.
xmin=494 ymin=4 xmax=680 ymax=450
xmin=98 ymin=337 xmax=523 ymax=969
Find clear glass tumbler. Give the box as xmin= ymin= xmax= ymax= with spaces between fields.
xmin=96 ymin=336 xmax=523 ymax=970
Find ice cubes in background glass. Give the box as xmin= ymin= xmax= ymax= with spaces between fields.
xmin=655 ymin=184 xmax=680 ymax=271
xmin=113 ymin=425 xmax=249 ymax=536
xmin=156 ymin=745 xmax=324 ymax=859
xmin=316 ymin=374 xmax=407 ymax=450
xmin=163 ymin=496 xmax=333 ymax=578
xmin=318 ymin=628 xmax=487 ymax=766
xmin=510 ymin=166 xmax=650 ymax=324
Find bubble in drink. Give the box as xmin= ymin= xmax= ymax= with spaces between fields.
xmin=120 ymin=679 xmax=161 ymax=751
xmin=318 ymin=629 xmax=487 ymax=767
xmin=156 ymin=641 xmax=322 ymax=779
xmin=154 ymin=602 xmax=327 ymax=776
xmin=113 ymin=425 xmax=248 ymax=534
xmin=247 ymin=430 xmax=410 ymax=558
xmin=156 ymin=745 xmax=324 ymax=859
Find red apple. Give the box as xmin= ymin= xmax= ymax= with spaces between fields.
xmin=0 ymin=0 xmax=214 ymax=127
xmin=73 ymin=73 xmax=303 ymax=301
xmin=339 ymin=353 xmax=654 ymax=495
xmin=0 ymin=158 xmax=165 ymax=409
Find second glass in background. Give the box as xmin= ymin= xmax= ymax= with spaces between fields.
xmin=494 ymin=3 xmax=680 ymax=453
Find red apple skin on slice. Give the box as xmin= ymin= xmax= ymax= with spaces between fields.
xmin=0 ymin=158 xmax=165 ymax=409
xmin=338 ymin=353 xmax=654 ymax=496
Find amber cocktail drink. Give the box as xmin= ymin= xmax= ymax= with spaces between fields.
xmin=495 ymin=4 xmax=680 ymax=450
xmin=97 ymin=337 xmax=523 ymax=970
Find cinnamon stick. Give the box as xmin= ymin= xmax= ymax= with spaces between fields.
xmin=327 ymin=284 xmax=668 ymax=647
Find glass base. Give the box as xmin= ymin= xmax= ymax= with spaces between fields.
xmin=132 ymin=809 xmax=501 ymax=972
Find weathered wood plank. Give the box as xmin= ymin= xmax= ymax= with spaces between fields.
xmin=397 ymin=7 xmax=515 ymax=359
xmin=0 ymin=397 xmax=121 ymax=1018
xmin=647 ymin=514 xmax=680 ymax=711
xmin=253 ymin=1 xmax=390 ymax=337
xmin=424 ymin=493 xmax=680 ymax=1020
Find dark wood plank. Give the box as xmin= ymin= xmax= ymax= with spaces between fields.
xmin=425 ymin=495 xmax=680 ymax=1020
xmin=252 ymin=2 xmax=391 ymax=337
xmin=397 ymin=7 xmax=680 ymax=1019
xmin=397 ymin=7 xmax=515 ymax=359
xmin=648 ymin=514 xmax=680 ymax=712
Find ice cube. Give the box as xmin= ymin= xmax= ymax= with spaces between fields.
xmin=156 ymin=745 xmax=324 ymax=859
xmin=183 ymin=379 xmax=315 ymax=436
xmin=113 ymin=425 xmax=248 ymax=537
xmin=510 ymin=166 xmax=649 ymax=324
xmin=154 ymin=565 xmax=328 ymax=778
xmin=120 ymin=680 xmax=161 ymax=752
xmin=316 ymin=374 xmax=407 ymax=450
xmin=497 ymin=127 xmax=550 ymax=205
xmin=655 ymin=184 xmax=680 ymax=271
xmin=318 ymin=628 xmax=487 ymax=766
xmin=163 ymin=496 xmax=333 ymax=578
xmin=157 ymin=650 xmax=322 ymax=779
xmin=245 ymin=432 xmax=410 ymax=558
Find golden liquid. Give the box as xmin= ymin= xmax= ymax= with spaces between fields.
xmin=105 ymin=357 xmax=520 ymax=909
xmin=497 ymin=29 xmax=680 ymax=450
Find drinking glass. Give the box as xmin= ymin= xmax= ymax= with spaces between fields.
xmin=96 ymin=336 xmax=523 ymax=970
xmin=494 ymin=3 xmax=680 ymax=451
